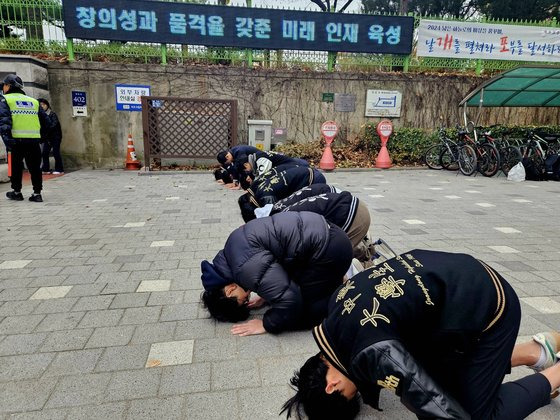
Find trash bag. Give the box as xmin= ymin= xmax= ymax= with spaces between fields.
xmin=507 ymin=162 xmax=525 ymax=182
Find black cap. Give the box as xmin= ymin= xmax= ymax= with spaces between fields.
xmin=2 ymin=74 xmax=24 ymax=89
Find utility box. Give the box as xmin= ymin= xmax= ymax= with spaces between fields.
xmin=248 ymin=120 xmax=273 ymax=151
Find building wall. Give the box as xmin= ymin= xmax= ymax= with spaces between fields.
xmin=44 ymin=61 xmax=560 ymax=168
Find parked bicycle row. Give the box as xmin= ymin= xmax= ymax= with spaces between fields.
xmin=424 ymin=124 xmax=560 ymax=180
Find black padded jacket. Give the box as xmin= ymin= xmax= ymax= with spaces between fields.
xmin=212 ymin=212 xmax=344 ymax=334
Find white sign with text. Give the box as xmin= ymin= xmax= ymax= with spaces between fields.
xmin=365 ymin=90 xmax=402 ymax=117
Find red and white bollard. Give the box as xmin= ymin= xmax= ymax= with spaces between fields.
xmin=319 ymin=121 xmax=339 ymax=171
xmin=375 ymin=119 xmax=393 ymax=169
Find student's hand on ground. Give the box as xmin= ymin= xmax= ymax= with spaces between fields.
xmin=229 ymin=184 xmax=241 ymax=190
xmin=247 ymin=296 xmax=266 ymax=309
xmin=231 ymin=319 xmax=266 ymax=336
xmin=224 ymin=183 xmax=235 ymax=189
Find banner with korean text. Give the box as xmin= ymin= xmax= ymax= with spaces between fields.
xmin=417 ymin=20 xmax=560 ymax=63
xmin=63 ymin=0 xmax=414 ymax=54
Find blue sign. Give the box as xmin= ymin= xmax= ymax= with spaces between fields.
xmin=63 ymin=0 xmax=414 ymax=54
xmin=115 ymin=84 xmax=151 ymax=112
xmin=72 ymin=91 xmax=87 ymax=107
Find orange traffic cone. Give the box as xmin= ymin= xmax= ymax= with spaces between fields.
xmin=375 ymin=146 xmax=392 ymax=169
xmin=125 ymin=134 xmax=141 ymax=170
xmin=319 ymin=143 xmax=335 ymax=170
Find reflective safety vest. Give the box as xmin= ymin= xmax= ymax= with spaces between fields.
xmin=4 ymin=93 xmax=41 ymax=139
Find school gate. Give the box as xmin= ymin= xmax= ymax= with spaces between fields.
xmin=141 ymin=97 xmax=237 ymax=168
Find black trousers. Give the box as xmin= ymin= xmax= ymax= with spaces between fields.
xmin=10 ymin=139 xmax=42 ymax=194
xmin=430 ymin=275 xmax=551 ymax=420
xmin=41 ymin=138 xmax=63 ymax=172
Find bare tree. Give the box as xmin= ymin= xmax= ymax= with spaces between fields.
xmin=309 ymin=0 xmax=356 ymax=13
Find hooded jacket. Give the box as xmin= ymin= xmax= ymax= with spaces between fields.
xmin=313 ymin=250 xmax=507 ymax=419
xmin=212 ymin=212 xmax=346 ymax=334
xmin=272 ymin=188 xmax=359 ymax=232
xmin=247 ymin=166 xmax=326 ymax=206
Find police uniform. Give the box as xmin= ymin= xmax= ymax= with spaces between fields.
xmin=0 ymin=85 xmax=46 ymax=197
xmin=314 ymin=250 xmax=551 ymax=419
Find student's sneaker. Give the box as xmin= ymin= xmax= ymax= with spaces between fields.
xmin=365 ymin=238 xmax=398 ymax=267
xmin=6 ymin=191 xmax=24 ymax=201
xmin=28 ymin=194 xmax=43 ymax=203
xmin=531 ymin=332 xmax=560 ymax=371
xmin=52 ymin=171 xmax=64 ymax=175
xmin=344 ymin=258 xmax=364 ymax=281
xmin=42 ymin=171 xmax=51 ymax=175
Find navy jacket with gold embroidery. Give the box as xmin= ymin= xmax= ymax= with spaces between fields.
xmin=247 ymin=166 xmax=326 ymax=206
xmin=313 ymin=250 xmax=509 ymax=419
xmin=273 ymin=190 xmax=360 ymax=233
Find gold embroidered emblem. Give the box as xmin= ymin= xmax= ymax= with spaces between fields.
xmin=359 ymin=297 xmax=390 ymax=327
xmin=336 ymin=280 xmax=355 ymax=302
xmin=405 ymin=253 xmax=424 ymax=268
xmin=415 ymin=275 xmax=435 ymax=306
xmin=377 ymin=375 xmax=400 ymax=391
xmin=375 ymin=276 xmax=406 ymax=299
xmin=341 ymin=293 xmax=362 ymax=315
xmin=367 ymin=262 xmax=395 ymax=279
xmin=269 ymin=176 xmax=280 ymax=185
xmin=395 ymin=255 xmax=416 ymax=274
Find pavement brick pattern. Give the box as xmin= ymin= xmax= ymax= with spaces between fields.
xmin=0 ymin=169 xmax=559 ymax=419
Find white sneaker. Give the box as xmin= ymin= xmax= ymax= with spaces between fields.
xmin=52 ymin=171 xmax=63 ymax=175
xmin=531 ymin=332 xmax=560 ymax=372
xmin=345 ymin=258 xmax=364 ymax=280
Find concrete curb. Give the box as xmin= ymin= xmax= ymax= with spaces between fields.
xmin=137 ymin=166 xmax=427 ymax=176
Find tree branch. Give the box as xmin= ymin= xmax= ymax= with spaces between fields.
xmin=309 ymin=0 xmax=327 ymax=11
xmin=339 ymin=0 xmax=355 ymax=13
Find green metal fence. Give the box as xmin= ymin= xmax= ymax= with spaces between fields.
xmin=0 ymin=0 xmax=557 ymax=74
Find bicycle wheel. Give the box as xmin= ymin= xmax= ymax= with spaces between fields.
xmin=528 ymin=151 xmax=545 ymax=179
xmin=424 ymin=145 xmax=443 ymax=170
xmin=477 ymin=144 xmax=500 ymax=177
xmin=458 ymin=145 xmax=477 ymax=176
xmin=440 ymin=147 xmax=459 ymax=171
xmin=500 ymin=146 xmax=522 ymax=175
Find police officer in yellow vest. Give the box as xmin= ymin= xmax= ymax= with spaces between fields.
xmin=0 ymin=74 xmax=47 ymax=202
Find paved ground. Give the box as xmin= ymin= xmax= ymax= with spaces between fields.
xmin=0 ymin=168 xmax=559 ymax=419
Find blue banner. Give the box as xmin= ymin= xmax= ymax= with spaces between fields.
xmin=63 ymin=0 xmax=414 ymax=54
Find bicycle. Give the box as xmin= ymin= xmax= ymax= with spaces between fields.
xmin=424 ymin=128 xmax=477 ymax=176
xmin=519 ymin=131 xmax=559 ymax=179
xmin=477 ymin=127 xmax=521 ymax=176
xmin=458 ymin=126 xmax=500 ymax=177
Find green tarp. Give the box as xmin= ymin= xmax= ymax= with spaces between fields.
xmin=460 ymin=66 xmax=560 ymax=107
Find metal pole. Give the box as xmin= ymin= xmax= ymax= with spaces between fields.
xmin=403 ymin=55 xmax=410 ymax=72
xmin=246 ymin=0 xmax=253 ymax=67
xmin=161 ymin=44 xmax=167 ymax=66
xmin=67 ymin=38 xmax=75 ymax=62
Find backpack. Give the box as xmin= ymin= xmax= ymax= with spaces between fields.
xmin=545 ymin=154 xmax=560 ymax=181
xmin=522 ymin=157 xmax=545 ymax=181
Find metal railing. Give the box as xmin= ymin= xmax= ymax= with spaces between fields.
xmin=0 ymin=0 xmax=557 ymax=74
